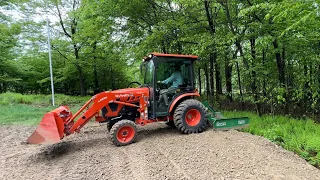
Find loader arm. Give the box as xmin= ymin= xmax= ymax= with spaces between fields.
xmin=65 ymin=95 xmax=109 ymax=134
xmin=66 ymin=93 xmax=139 ymax=134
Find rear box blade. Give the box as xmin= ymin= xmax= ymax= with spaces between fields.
xmin=209 ymin=117 xmax=249 ymax=130
xmin=27 ymin=106 xmax=69 ymax=144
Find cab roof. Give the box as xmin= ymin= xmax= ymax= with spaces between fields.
xmin=144 ymin=52 xmax=198 ymax=61
xmin=152 ymin=53 xmax=198 ymax=59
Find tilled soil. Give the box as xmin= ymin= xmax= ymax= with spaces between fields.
xmin=1 ymin=123 xmax=320 ymax=180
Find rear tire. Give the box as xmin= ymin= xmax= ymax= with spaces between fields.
xmin=173 ymin=99 xmax=207 ymax=134
xmin=110 ymin=120 xmax=137 ymax=146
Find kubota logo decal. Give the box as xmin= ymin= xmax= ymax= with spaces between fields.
xmin=115 ymin=94 xmax=130 ymax=98
xmin=216 ymin=122 xmax=227 ymax=127
xmin=98 ymin=97 xmax=108 ymax=103
xmin=238 ymin=120 xmax=246 ymax=124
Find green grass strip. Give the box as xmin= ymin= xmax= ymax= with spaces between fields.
xmin=223 ymin=111 xmax=320 ymax=168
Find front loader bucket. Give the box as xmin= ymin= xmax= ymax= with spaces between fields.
xmin=202 ymin=101 xmax=249 ymax=130
xmin=27 ymin=106 xmax=71 ymax=144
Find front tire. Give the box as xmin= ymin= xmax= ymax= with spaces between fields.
xmin=173 ymin=99 xmax=207 ymax=134
xmin=110 ymin=120 xmax=137 ymax=146
xmin=106 ymin=121 xmax=114 ymax=132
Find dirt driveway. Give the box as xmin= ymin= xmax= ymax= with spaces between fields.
xmin=1 ymin=123 xmax=319 ymax=180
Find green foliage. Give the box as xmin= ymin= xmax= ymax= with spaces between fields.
xmin=0 ymin=11 xmax=21 ymax=90
xmin=5 ymin=0 xmax=319 ymax=112
xmin=223 ymin=110 xmax=320 ymax=168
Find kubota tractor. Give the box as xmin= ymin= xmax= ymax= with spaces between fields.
xmin=27 ymin=53 xmax=249 ymax=146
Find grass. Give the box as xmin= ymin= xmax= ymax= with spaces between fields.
xmin=1 ymin=104 xmax=56 ymax=125
xmin=0 ymin=92 xmax=88 ymax=125
xmin=223 ymin=110 xmax=320 ymax=168
xmin=0 ymin=92 xmax=89 ymax=106
xmin=0 ymin=104 xmax=84 ymax=125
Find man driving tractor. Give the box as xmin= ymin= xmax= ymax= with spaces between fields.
xmin=158 ymin=65 xmax=183 ymax=106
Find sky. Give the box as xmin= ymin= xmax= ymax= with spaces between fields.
xmin=0 ymin=4 xmax=58 ymax=23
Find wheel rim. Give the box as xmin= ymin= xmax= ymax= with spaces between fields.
xmin=117 ymin=126 xmax=135 ymax=143
xmin=185 ymin=109 xmax=201 ymax=126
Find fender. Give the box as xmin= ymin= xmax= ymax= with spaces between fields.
xmin=169 ymin=92 xmax=200 ymax=112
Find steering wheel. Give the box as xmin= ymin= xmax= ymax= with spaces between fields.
xmin=127 ymin=81 xmax=141 ymax=88
xmin=157 ymin=81 xmax=167 ymax=89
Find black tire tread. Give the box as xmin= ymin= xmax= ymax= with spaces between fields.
xmin=107 ymin=121 xmax=113 ymax=132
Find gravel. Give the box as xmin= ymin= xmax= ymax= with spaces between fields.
xmin=1 ymin=123 xmax=319 ymax=180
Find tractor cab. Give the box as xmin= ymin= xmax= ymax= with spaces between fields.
xmin=140 ymin=53 xmax=198 ymax=117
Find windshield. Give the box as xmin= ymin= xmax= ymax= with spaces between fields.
xmin=142 ymin=60 xmax=154 ymax=85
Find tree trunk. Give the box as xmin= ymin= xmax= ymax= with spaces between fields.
xmin=250 ymin=38 xmax=261 ymax=116
xmin=73 ymin=43 xmax=86 ymax=96
xmin=221 ymin=0 xmax=249 ymax=70
xmin=0 ymin=73 xmax=3 ymax=93
xmin=55 ymin=1 xmax=85 ymax=96
xmin=162 ymin=40 xmax=167 ymax=54
xmin=236 ymin=61 xmax=244 ymax=105
xmin=303 ymin=64 xmax=309 ymax=112
xmin=209 ymin=53 xmax=215 ymax=102
xmin=93 ymin=61 xmax=99 ymax=94
xmin=198 ymin=67 xmax=202 ymax=94
xmin=273 ymin=40 xmax=286 ymax=86
xmin=215 ymin=52 xmax=222 ymax=95
xmin=2 ymin=83 xmax=6 ymax=93
xmin=262 ymin=49 xmax=267 ymax=97
xmin=273 ymin=40 xmax=287 ymax=114
xmin=111 ymin=66 xmax=115 ymax=90
xmin=318 ymin=64 xmax=320 ymax=96
xmin=225 ymin=52 xmax=233 ymax=101
xmin=282 ymin=47 xmax=289 ymax=114
xmin=93 ymin=42 xmax=100 ymax=94
xmin=205 ymin=62 xmax=210 ymax=100
xmin=204 ymin=0 xmax=215 ymax=35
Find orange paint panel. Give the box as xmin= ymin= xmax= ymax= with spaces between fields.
xmin=135 ymin=118 xmax=156 ymax=125
xmin=112 ymin=101 xmax=139 ymax=107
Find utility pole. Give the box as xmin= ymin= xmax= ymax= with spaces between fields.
xmin=46 ymin=17 xmax=55 ymax=106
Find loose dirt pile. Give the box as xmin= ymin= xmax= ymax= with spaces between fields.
xmin=1 ymin=123 xmax=319 ymax=180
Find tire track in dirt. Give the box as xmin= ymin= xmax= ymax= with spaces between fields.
xmin=121 ymin=147 xmax=151 ymax=179
xmin=151 ymin=141 xmax=194 ymax=180
xmin=107 ymin=145 xmax=150 ymax=180
xmin=137 ymin=125 xmax=194 ymax=180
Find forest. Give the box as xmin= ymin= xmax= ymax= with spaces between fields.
xmin=1 ymin=0 xmax=320 ymax=118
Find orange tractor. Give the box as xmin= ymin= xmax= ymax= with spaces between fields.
xmin=27 ymin=53 xmax=249 ymax=146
